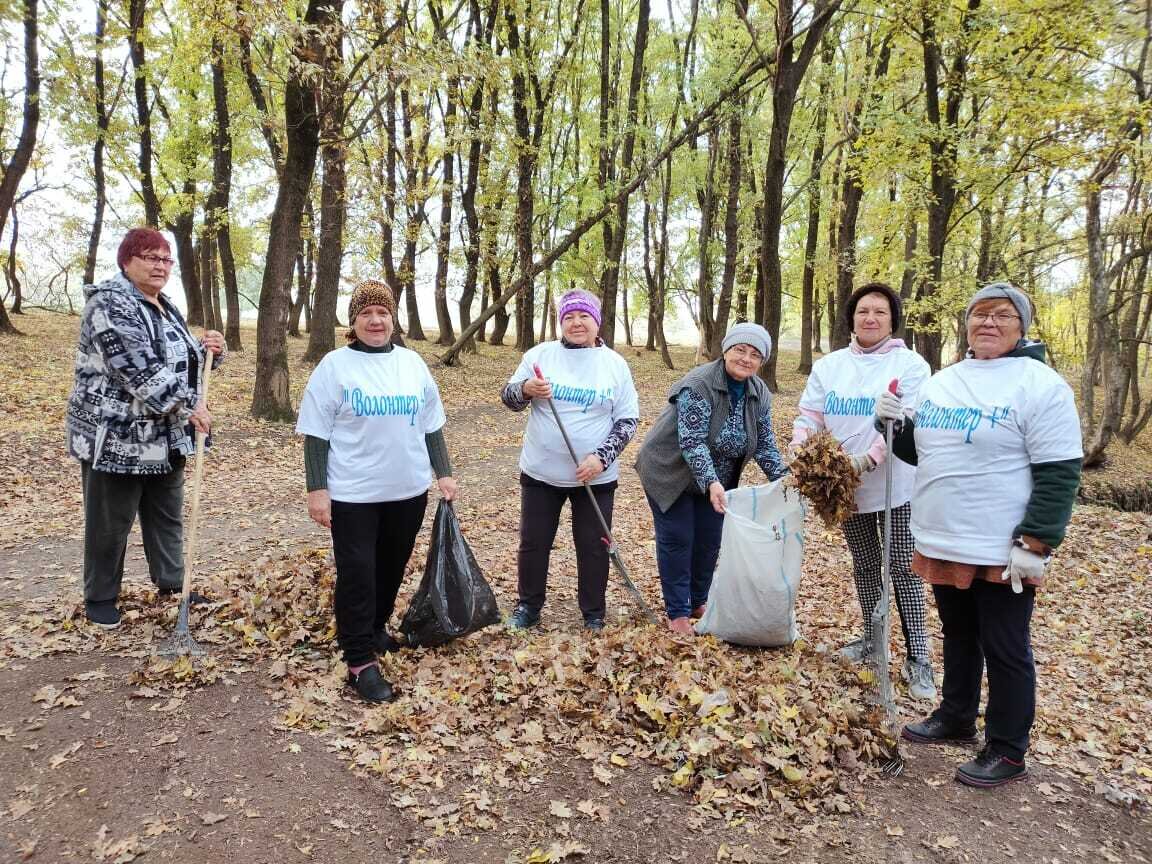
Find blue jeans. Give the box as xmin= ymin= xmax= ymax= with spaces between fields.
xmin=647 ymin=492 xmax=724 ymax=619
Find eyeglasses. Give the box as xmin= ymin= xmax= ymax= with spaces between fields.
xmin=727 ymin=345 xmax=763 ymax=362
xmin=136 ymin=254 xmax=176 ymax=268
xmin=969 ymin=311 xmax=1020 ymax=325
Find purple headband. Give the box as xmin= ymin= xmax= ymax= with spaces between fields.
xmin=557 ymin=291 xmax=601 ymax=327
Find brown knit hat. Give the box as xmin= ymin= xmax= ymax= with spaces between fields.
xmin=345 ymin=279 xmax=396 ymax=342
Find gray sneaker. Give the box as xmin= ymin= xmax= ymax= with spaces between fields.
xmin=902 ymin=658 xmax=937 ymax=701
xmin=838 ymin=637 xmax=874 ymax=664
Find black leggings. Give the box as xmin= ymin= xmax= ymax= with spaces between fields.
xmin=517 ymin=473 xmax=615 ymax=620
xmin=330 ymin=493 xmax=427 ymax=666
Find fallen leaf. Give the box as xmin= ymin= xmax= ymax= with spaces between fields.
xmin=200 ymin=812 xmax=228 ymax=825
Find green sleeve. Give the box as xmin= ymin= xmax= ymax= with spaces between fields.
xmin=304 ymin=435 xmax=330 ymax=492
xmin=1013 ymin=458 xmax=1082 ymax=549
xmin=425 ymin=428 xmax=453 ymax=478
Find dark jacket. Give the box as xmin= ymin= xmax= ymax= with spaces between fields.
xmin=66 ymin=274 xmax=214 ymax=475
xmin=635 ymin=358 xmax=770 ymax=512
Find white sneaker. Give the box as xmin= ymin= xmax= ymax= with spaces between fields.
xmin=838 ymin=637 xmax=874 ymax=664
xmin=902 ymin=658 xmax=937 ymax=701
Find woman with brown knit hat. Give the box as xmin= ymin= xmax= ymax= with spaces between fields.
xmin=296 ymin=279 xmax=457 ymax=703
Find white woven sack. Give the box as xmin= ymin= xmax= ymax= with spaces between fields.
xmin=695 ymin=479 xmax=806 ymax=647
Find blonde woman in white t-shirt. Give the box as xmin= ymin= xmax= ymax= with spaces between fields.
xmin=296 ymin=280 xmax=457 ymax=705
xmin=500 ymin=290 xmax=640 ymax=632
xmin=790 ymin=283 xmax=935 ymax=700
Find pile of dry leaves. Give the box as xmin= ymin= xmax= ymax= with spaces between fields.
xmin=786 ymin=431 xmax=859 ymax=527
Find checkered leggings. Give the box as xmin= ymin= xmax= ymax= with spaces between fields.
xmin=840 ymin=502 xmax=930 ymax=663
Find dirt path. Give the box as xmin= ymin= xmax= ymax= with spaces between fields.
xmin=2 ymin=320 xmax=1150 ymax=862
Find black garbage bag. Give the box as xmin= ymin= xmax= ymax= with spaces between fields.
xmin=399 ymin=500 xmax=501 ymax=648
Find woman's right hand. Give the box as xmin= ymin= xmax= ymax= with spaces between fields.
xmin=307 ymin=489 xmax=332 ymax=528
xmin=522 ymin=377 xmax=553 ymax=400
xmin=190 ymin=403 xmax=212 ymax=435
xmin=708 ymin=481 xmax=727 ymax=514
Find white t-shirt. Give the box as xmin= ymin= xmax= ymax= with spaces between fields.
xmin=511 ymin=341 xmax=640 ymax=487
xmin=296 ymin=345 xmax=446 ymax=503
xmin=798 ymin=345 xmax=930 ymax=513
xmin=910 ymin=355 xmax=1082 ymax=564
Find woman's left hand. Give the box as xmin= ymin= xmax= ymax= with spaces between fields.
xmin=575 ymin=454 xmax=604 ymax=484
xmin=437 ymin=476 xmax=458 ymax=501
xmin=202 ymin=330 xmax=226 ymax=356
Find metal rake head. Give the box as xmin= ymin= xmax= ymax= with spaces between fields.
xmin=155 ymin=630 xmax=206 ymax=658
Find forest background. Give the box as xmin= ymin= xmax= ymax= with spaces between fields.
xmin=0 ymin=0 xmax=1150 ymax=470
xmin=1 ymin=1 xmax=1152 ymax=862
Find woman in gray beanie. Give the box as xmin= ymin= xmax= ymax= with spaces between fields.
xmin=876 ymin=282 xmax=1082 ymax=788
xmin=635 ymin=322 xmax=788 ymax=635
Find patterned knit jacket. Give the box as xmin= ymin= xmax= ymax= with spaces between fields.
xmin=66 ymin=273 xmax=215 ymax=475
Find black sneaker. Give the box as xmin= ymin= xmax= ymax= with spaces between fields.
xmin=85 ymin=601 xmax=122 ymax=629
xmin=901 ymin=716 xmax=979 ymax=745
xmin=374 ymin=628 xmax=403 ymax=653
xmin=583 ymin=617 xmax=605 ymax=632
xmin=346 ymin=665 xmax=397 ymax=704
xmin=507 ymin=604 xmax=540 ymax=631
xmin=955 ymin=746 xmax=1027 ymax=788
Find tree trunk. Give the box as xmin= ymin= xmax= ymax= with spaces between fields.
xmin=398 ymin=86 xmax=427 ymax=341
xmin=127 ymin=0 xmax=160 ymax=225
xmin=696 ymin=132 xmax=719 ymax=357
xmin=916 ymin=0 xmax=980 ymax=371
xmin=434 ymin=77 xmax=459 ymax=345
xmin=506 ymin=5 xmax=537 ymax=352
xmin=897 ymin=207 xmax=918 ymax=344
xmin=84 ymin=0 xmax=109 ymax=287
xmin=252 ymin=0 xmax=324 ymax=420
xmin=598 ymin=0 xmax=650 ymax=347
xmin=0 ymin=0 xmax=40 ymax=334
xmin=306 ymin=0 xmax=347 ymax=362
xmin=798 ymin=39 xmax=833 ymax=372
xmin=209 ymin=36 xmax=241 ymax=350
xmin=710 ymin=111 xmax=742 ymax=357
xmin=833 ymin=35 xmax=892 ymax=350
xmin=758 ymin=0 xmax=842 ymax=391
xmin=7 ymin=206 xmax=22 ymax=314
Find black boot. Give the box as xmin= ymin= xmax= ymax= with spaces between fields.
xmin=373 ymin=628 xmax=403 ymax=654
xmin=955 ymin=746 xmax=1027 ymax=788
xmin=346 ymin=665 xmax=397 ymax=704
xmin=901 ymin=715 xmax=978 ymax=745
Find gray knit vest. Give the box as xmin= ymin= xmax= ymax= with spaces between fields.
xmin=634 ymin=358 xmax=768 ymax=513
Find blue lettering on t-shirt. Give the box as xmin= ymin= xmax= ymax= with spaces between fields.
xmin=551 ymin=383 xmax=612 ymax=413
xmin=915 ymin=400 xmax=1012 ymax=443
xmin=341 ymin=387 xmax=424 ymax=425
xmin=824 ymin=390 xmax=876 ymax=416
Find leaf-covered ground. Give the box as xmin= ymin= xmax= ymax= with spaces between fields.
xmin=1 ymin=312 xmax=1150 ymax=863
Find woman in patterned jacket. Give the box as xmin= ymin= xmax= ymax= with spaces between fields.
xmin=635 ymin=322 xmax=788 ymax=635
xmin=66 ymin=228 xmax=225 ymax=629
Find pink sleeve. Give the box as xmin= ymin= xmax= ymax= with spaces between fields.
xmin=867 ymin=432 xmax=888 ymax=466
xmin=789 ymin=407 xmax=825 ymax=449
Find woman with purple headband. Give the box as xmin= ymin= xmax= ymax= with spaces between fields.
xmin=500 ymin=289 xmax=640 ymax=632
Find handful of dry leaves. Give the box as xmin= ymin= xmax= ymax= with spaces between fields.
xmin=787 ymin=430 xmax=859 ymax=527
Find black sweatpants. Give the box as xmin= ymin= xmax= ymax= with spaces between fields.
xmin=81 ymin=457 xmax=186 ymax=604
xmin=330 ymin=493 xmax=427 ymax=667
xmin=932 ymin=580 xmax=1036 ymax=761
xmin=517 ymin=473 xmax=615 ymax=621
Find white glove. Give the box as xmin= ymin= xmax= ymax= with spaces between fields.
xmin=848 ymin=453 xmax=874 ymax=475
xmin=1002 ymin=544 xmax=1046 ymax=593
xmin=874 ymin=390 xmax=904 ymax=424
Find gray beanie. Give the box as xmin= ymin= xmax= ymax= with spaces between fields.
xmin=721 ymin=322 xmax=772 ymax=361
xmin=965 ymin=282 xmax=1032 ymax=334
